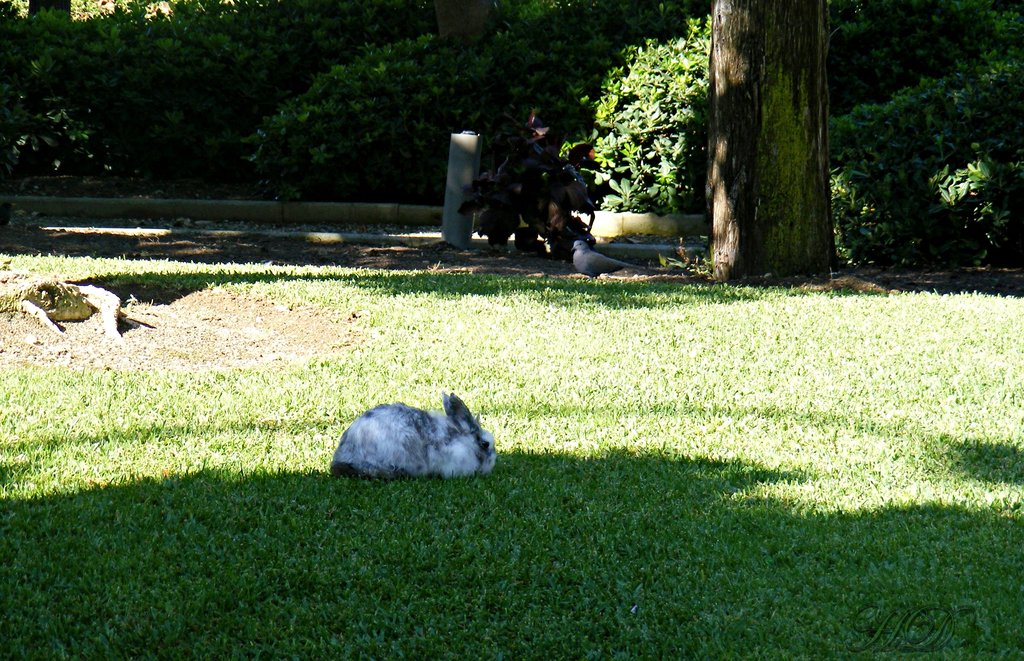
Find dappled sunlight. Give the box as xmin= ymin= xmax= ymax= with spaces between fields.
xmin=942 ymin=437 xmax=1024 ymax=488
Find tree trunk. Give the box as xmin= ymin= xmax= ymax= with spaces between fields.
xmin=29 ymin=0 xmax=71 ymax=14
xmin=434 ymin=0 xmax=493 ymax=41
xmin=707 ymin=0 xmax=834 ymax=281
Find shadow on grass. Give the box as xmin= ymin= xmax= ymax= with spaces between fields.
xmin=944 ymin=438 xmax=1024 ymax=486
xmin=12 ymin=225 xmax=1021 ymax=302
xmin=69 ymin=261 xmax=1024 ymax=305
xmin=1 ymin=448 xmax=1016 ymax=658
xmin=77 ymin=265 xmax=823 ymax=313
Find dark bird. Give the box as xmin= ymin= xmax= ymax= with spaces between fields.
xmin=0 ymin=203 xmax=11 ymax=226
xmin=572 ymin=240 xmax=637 ymax=277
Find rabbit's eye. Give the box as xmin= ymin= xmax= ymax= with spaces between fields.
xmin=476 ymin=436 xmax=489 ymax=450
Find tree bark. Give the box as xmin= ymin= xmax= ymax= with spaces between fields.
xmin=434 ymin=0 xmax=493 ymax=41
xmin=707 ymin=0 xmax=834 ymax=281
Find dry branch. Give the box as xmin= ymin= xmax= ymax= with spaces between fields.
xmin=2 ymin=271 xmax=126 ymax=340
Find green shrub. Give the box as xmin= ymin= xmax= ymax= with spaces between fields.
xmin=250 ymin=1 xmax=710 ymax=203
xmin=479 ymin=0 xmax=711 ymax=158
xmin=831 ymin=60 xmax=1024 ymax=266
xmin=0 ymin=0 xmax=435 ymax=181
xmin=0 ymin=10 xmax=101 ymax=175
xmin=0 ymin=80 xmax=94 ymax=177
xmin=180 ymin=0 xmax=435 ymax=93
xmin=3 ymin=0 xmax=714 ymax=201
xmin=250 ymin=37 xmax=490 ymax=202
xmin=930 ymin=157 xmax=1024 ymax=264
xmin=0 ymin=83 xmax=31 ymax=176
xmin=827 ymin=0 xmax=1018 ymax=115
xmin=589 ymin=19 xmax=709 ymax=214
xmin=3 ymin=8 xmax=281 ymax=178
xmin=248 ymin=22 xmax=602 ymax=201
xmin=11 ymin=0 xmax=1022 ymax=229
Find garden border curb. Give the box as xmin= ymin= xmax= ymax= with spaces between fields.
xmin=1 ymin=195 xmax=708 ymax=237
xmin=37 ymin=225 xmax=686 ymax=261
xmin=2 ymin=195 xmax=709 ymax=260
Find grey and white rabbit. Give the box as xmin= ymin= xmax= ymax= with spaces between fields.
xmin=330 ymin=392 xmax=496 ymax=479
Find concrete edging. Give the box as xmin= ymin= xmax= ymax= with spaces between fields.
xmin=2 ymin=195 xmax=708 ymax=238
xmin=2 ymin=196 xmax=445 ymax=227
xmin=39 ymin=224 xmax=686 ymax=260
xmin=4 ymin=195 xmax=709 ymax=260
xmin=591 ymin=210 xmax=707 ymax=238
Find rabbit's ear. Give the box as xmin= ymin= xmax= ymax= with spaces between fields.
xmin=443 ymin=392 xmax=478 ymax=431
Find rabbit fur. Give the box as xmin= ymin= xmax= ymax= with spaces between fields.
xmin=331 ymin=392 xmax=496 ymax=479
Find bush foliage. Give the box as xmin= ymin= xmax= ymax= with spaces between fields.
xmin=831 ymin=60 xmax=1024 ymax=266
xmin=0 ymin=0 xmax=435 ymax=181
xmin=827 ymin=0 xmax=1020 ymax=114
xmin=252 ymin=1 xmax=708 ymax=202
xmin=590 ymin=21 xmax=709 ymax=214
xmin=250 ymin=37 xmax=489 ymax=203
xmin=1 ymin=0 xmax=1022 ymax=265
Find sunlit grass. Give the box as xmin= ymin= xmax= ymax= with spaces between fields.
xmin=2 ymin=253 xmax=1022 ymax=657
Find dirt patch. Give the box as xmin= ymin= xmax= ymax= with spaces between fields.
xmin=0 ymin=288 xmax=355 ymax=370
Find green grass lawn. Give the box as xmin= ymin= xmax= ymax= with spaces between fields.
xmin=2 ymin=254 xmax=1022 ymax=658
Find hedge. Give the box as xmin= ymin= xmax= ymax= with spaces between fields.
xmin=2 ymin=0 xmax=1023 ymax=267
xmin=831 ymin=59 xmax=1024 ymax=266
xmin=0 ymin=0 xmax=435 ymax=180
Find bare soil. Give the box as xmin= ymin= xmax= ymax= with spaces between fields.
xmin=0 ymin=287 xmax=356 ymax=370
xmin=2 ymin=176 xmax=1022 ymax=370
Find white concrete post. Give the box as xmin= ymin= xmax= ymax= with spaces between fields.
xmin=441 ymin=131 xmax=482 ymax=249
